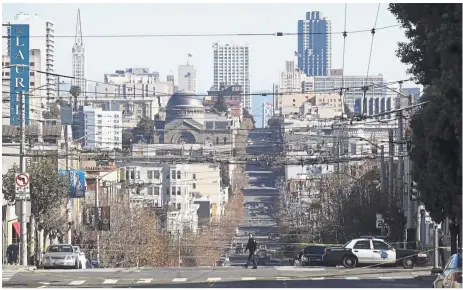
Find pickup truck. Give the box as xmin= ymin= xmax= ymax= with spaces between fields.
xmin=323 ymin=237 xmax=429 ymax=269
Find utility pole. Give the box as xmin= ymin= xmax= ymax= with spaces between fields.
xmin=388 ymin=129 xmax=394 ymax=210
xmin=380 ymin=145 xmax=387 ymax=236
xmin=95 ymin=178 xmax=100 ymax=265
xmin=65 ymin=124 xmax=72 ymax=243
xmin=19 ymin=92 xmax=28 ymax=266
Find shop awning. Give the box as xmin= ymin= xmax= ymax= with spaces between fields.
xmin=12 ymin=221 xmax=20 ymax=235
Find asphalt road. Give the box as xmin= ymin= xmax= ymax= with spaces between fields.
xmin=2 ymin=267 xmax=434 ymax=288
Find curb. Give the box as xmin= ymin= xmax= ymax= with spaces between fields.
xmin=414 ymin=275 xmax=436 ymax=281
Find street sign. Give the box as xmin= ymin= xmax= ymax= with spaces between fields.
xmin=376 ymin=213 xmax=387 ymax=228
xmin=15 ymin=173 xmax=30 ymax=200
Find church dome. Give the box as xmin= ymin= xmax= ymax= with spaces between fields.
xmin=167 ymin=91 xmax=203 ymax=108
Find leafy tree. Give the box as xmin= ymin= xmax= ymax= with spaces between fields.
xmin=122 ymin=129 xmax=134 ymax=148
xmin=2 ymin=162 xmax=69 ymax=242
xmin=212 ymin=95 xmax=228 ymax=113
xmin=134 ymin=117 xmax=155 ymax=137
xmin=389 ymin=4 xmax=462 ymax=252
xmin=243 ymin=108 xmax=256 ymax=127
xmin=70 ymin=86 xmax=82 ymax=109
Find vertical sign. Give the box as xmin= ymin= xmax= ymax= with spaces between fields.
xmin=10 ymin=24 xmax=30 ymax=125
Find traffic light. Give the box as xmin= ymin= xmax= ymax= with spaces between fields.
xmin=410 ymin=181 xmax=419 ymax=201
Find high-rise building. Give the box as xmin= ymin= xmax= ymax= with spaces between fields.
xmin=72 ymin=9 xmax=87 ymax=109
xmin=83 ymin=106 xmax=122 ymax=150
xmin=7 ymin=12 xmax=56 ymax=102
xmin=178 ymin=65 xmax=197 ymax=93
xmin=279 ymin=60 xmax=304 ymax=93
xmin=297 ymin=11 xmax=332 ymax=76
xmin=212 ymin=43 xmax=251 ymax=112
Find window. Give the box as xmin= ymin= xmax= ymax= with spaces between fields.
xmin=372 ymin=241 xmax=389 ymax=250
xmin=177 ymin=171 xmax=181 ymax=179
xmin=136 ymin=171 xmax=140 ymax=179
xmin=147 ymin=187 xmax=153 ymax=195
xmin=193 ymin=183 xmax=196 ymax=189
xmin=166 ymin=187 xmax=170 ymax=195
xmin=177 ymin=203 xmax=181 ymax=210
xmin=30 ymin=62 xmax=35 ymax=67
xmin=154 ymin=187 xmax=160 ymax=195
xmin=171 ymin=170 xmax=176 ymax=180
xmin=354 ymin=241 xmax=371 ymax=250
xmin=172 ymin=186 xmax=176 ymax=196
xmin=153 ymin=170 xmax=160 ymax=179
xmin=30 ymin=82 xmax=34 ymax=86
xmin=193 ymin=173 xmax=196 ymax=180
xmin=177 ymin=187 xmax=181 ymax=195
xmin=147 ymin=170 xmax=153 ymax=179
xmin=130 ymin=170 xmax=135 ymax=179
xmin=30 ymin=72 xmax=34 ymax=76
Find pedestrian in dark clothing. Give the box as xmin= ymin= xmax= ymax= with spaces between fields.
xmin=244 ymin=233 xmax=258 ymax=269
xmin=438 ymin=233 xmax=446 ymax=267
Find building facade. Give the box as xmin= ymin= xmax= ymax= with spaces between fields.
xmin=178 ymin=65 xmax=197 ymax=93
xmin=212 ymin=43 xmax=251 ymax=111
xmin=279 ymin=60 xmax=304 ymax=93
xmin=297 ymin=11 xmax=332 ymax=76
xmin=83 ymin=106 xmax=122 ymax=150
xmin=7 ymin=12 xmax=56 ymax=102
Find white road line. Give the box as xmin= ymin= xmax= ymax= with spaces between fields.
xmin=103 ymin=279 xmax=119 ymax=284
xmin=68 ymin=280 xmax=86 ymax=285
xmin=134 ymin=269 xmax=142 ymax=273
xmin=312 ymin=277 xmax=325 ymax=280
xmin=38 ymin=282 xmax=50 ymax=285
xmin=242 ymin=277 xmax=256 ymax=281
xmin=207 ymin=278 xmax=222 ymax=282
xmin=345 ymin=277 xmax=360 ymax=280
xmin=276 ymin=277 xmax=287 ymax=280
xmin=379 ymin=277 xmax=395 ymax=281
xmin=136 ymin=279 xmax=153 ymax=284
xmin=172 ymin=278 xmax=188 ymax=282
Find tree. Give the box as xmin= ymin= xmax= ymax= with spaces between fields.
xmin=70 ymin=86 xmax=82 ymax=109
xmin=133 ymin=117 xmax=155 ymax=137
xmin=2 ymin=162 xmax=69 ymax=259
xmin=389 ymin=4 xmax=462 ymax=253
xmin=122 ymin=129 xmax=134 ymax=149
xmin=243 ymin=108 xmax=256 ymax=128
xmin=212 ymin=95 xmax=228 ymax=113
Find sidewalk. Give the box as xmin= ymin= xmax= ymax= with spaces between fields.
xmin=2 ymin=264 xmax=36 ymax=270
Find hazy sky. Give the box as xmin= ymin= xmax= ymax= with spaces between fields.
xmin=2 ymin=3 xmax=415 ymax=123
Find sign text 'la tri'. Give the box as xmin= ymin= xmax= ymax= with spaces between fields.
xmin=9 ymin=24 xmax=30 ymax=125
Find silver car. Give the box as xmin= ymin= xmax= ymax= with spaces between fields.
xmin=42 ymin=244 xmax=83 ymax=269
xmin=433 ymin=253 xmax=462 ymax=288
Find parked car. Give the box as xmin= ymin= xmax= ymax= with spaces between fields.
xmin=323 ymin=237 xmax=429 ymax=269
xmin=42 ymin=244 xmax=87 ymax=269
xmin=433 ymin=253 xmax=462 ymax=288
xmin=298 ymin=245 xmax=326 ymax=266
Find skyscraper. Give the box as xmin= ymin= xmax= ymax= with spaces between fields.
xmin=178 ymin=65 xmax=197 ymax=93
xmin=72 ymin=9 xmax=87 ymax=108
xmin=7 ymin=12 xmax=56 ymax=102
xmin=212 ymin=43 xmax=251 ymax=112
xmin=297 ymin=11 xmax=332 ymax=76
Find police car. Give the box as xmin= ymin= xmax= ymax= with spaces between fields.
xmin=323 ymin=236 xmax=429 ymax=269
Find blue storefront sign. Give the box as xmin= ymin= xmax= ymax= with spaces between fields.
xmin=59 ymin=169 xmax=86 ymax=198
xmin=10 ymin=24 xmax=30 ymax=125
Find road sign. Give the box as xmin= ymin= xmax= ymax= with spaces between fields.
xmin=376 ymin=213 xmax=388 ymax=228
xmin=15 ymin=173 xmax=30 ymax=200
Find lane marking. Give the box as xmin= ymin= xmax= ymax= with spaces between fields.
xmin=345 ymin=277 xmax=360 ymax=280
xmin=276 ymin=277 xmax=287 ymax=280
xmin=172 ymin=278 xmax=188 ymax=282
xmin=312 ymin=277 xmax=325 ymax=280
xmin=103 ymin=279 xmax=119 ymax=284
xmin=207 ymin=277 xmax=222 ymax=282
xmin=38 ymin=282 xmax=51 ymax=285
xmin=242 ymin=277 xmax=256 ymax=281
xmin=136 ymin=278 xmax=153 ymax=283
xmin=68 ymin=280 xmax=86 ymax=285
xmin=379 ymin=277 xmax=394 ymax=281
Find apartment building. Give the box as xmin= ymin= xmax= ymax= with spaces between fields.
xmin=83 ymin=106 xmax=122 ymax=150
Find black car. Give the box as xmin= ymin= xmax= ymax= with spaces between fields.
xmin=298 ymin=245 xmax=326 ymax=266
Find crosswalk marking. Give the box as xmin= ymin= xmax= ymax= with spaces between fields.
xmin=2 ymin=270 xmax=19 ymax=281
xmin=68 ymin=280 xmax=86 ymax=285
xmin=136 ymin=279 xmax=152 ymax=284
xmin=379 ymin=277 xmax=394 ymax=281
xmin=207 ymin=277 xmax=222 ymax=282
xmin=345 ymin=277 xmax=360 ymax=280
xmin=102 ymin=279 xmax=119 ymax=284
xmin=312 ymin=277 xmax=325 ymax=280
xmin=172 ymin=278 xmax=188 ymax=282
xmin=242 ymin=277 xmax=256 ymax=281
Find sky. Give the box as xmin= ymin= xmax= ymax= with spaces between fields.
xmin=2 ymin=3 xmax=416 ymax=127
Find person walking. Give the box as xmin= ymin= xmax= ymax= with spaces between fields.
xmin=438 ymin=231 xmax=446 ymax=267
xmin=244 ymin=233 xmax=258 ymax=269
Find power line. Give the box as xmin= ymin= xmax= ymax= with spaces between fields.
xmin=1 ymin=24 xmax=400 ymax=39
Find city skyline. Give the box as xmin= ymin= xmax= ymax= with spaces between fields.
xmin=2 ymin=3 xmax=415 ymax=96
